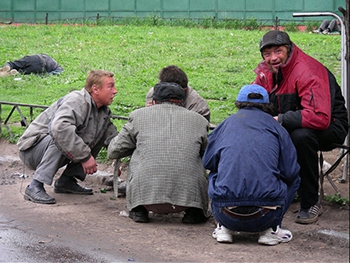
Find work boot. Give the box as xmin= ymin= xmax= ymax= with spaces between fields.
xmin=24 ymin=185 xmax=56 ymax=204
xmin=54 ymin=175 xmax=93 ymax=195
xmin=182 ymin=207 xmax=208 ymax=224
xmin=129 ymin=206 xmax=149 ymax=223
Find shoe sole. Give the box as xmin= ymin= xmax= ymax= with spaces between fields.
xmin=24 ymin=194 xmax=56 ymax=204
xmin=216 ymin=236 xmax=233 ymax=243
xmin=295 ymin=206 xmax=323 ymax=224
xmin=133 ymin=217 xmax=149 ymax=223
xmin=129 ymin=211 xmax=149 ymax=223
xmin=212 ymin=232 xmax=233 ymax=243
xmin=258 ymin=234 xmax=292 ymax=245
xmin=258 ymin=238 xmax=290 ymax=245
xmin=54 ymin=188 xmax=93 ymax=195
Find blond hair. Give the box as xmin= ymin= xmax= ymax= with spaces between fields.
xmin=84 ymin=70 xmax=114 ymax=92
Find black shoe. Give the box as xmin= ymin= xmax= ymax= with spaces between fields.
xmin=54 ymin=179 xmax=93 ymax=195
xmin=182 ymin=208 xmax=208 ymax=224
xmin=24 ymin=185 xmax=56 ymax=204
xmin=118 ymin=181 xmax=126 ymax=195
xmin=103 ymin=177 xmax=114 ymax=187
xmin=129 ymin=206 xmax=149 ymax=223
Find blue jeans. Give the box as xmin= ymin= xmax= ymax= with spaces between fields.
xmin=212 ymin=205 xmax=283 ymax=232
xmin=212 ymin=176 xmax=300 ymax=232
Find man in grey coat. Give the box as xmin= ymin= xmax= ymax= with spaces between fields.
xmin=18 ymin=70 xmax=118 ymax=204
xmin=108 ymin=82 xmax=209 ymax=224
xmin=145 ymin=65 xmax=210 ymax=122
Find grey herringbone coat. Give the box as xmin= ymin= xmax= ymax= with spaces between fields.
xmin=108 ymin=103 xmax=209 ymax=212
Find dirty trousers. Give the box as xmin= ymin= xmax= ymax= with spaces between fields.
xmin=19 ymin=135 xmax=87 ymax=186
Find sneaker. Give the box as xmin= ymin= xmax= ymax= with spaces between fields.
xmin=322 ymin=29 xmax=330 ymax=35
xmin=258 ymin=226 xmax=292 ymax=245
xmin=212 ymin=223 xmax=233 ymax=243
xmin=295 ymin=203 xmax=323 ymax=224
xmin=312 ymin=29 xmax=321 ymax=34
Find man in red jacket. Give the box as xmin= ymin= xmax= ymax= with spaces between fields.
xmin=253 ymin=30 xmax=348 ymax=224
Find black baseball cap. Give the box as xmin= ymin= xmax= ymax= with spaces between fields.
xmin=259 ymin=30 xmax=292 ymax=52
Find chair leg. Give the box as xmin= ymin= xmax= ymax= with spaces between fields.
xmin=319 ymin=152 xmax=325 ymax=200
xmin=340 ymin=154 xmax=348 ymax=183
xmin=319 ymin=152 xmax=342 ymax=199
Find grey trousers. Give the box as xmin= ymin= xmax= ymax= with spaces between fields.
xmin=19 ymin=135 xmax=88 ymax=186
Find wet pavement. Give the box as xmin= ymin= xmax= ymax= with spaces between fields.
xmin=0 ymin=214 xmax=124 ymax=263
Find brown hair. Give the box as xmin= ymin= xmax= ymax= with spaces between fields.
xmin=158 ymin=65 xmax=188 ymax=89
xmin=84 ymin=70 xmax=114 ymax=92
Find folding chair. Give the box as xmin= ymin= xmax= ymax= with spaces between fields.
xmin=319 ymin=137 xmax=350 ymax=200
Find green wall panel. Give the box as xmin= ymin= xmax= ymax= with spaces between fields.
xmin=162 ymin=11 xmax=189 ymax=18
xmin=304 ymin=0 xmax=338 ymax=11
xmin=136 ymin=0 xmax=161 ymax=11
xmin=246 ymin=11 xmax=273 ymax=20
xmin=246 ymin=0 xmax=273 ymax=11
xmin=163 ymin=0 xmax=189 ymax=11
xmin=86 ymin=0 xmax=109 ymax=11
xmin=13 ymin=0 xmax=35 ymax=11
xmin=60 ymin=12 xmax=85 ymax=19
xmin=61 ymin=0 xmax=85 ymax=11
xmin=13 ymin=12 xmax=35 ymax=20
xmin=217 ymin=11 xmax=245 ymax=19
xmin=190 ymin=0 xmax=216 ymax=10
xmin=110 ymin=11 xmax=137 ymax=17
xmin=136 ymin=11 xmax=161 ymax=17
xmin=190 ymin=11 xmax=216 ymax=18
xmin=86 ymin=11 xmax=110 ymax=17
xmin=36 ymin=12 xmax=60 ymax=21
xmin=218 ymin=0 xmax=245 ymax=11
xmin=110 ymin=1 xmax=135 ymax=11
xmin=0 ymin=12 xmax=12 ymax=19
xmin=275 ymin=2 xmax=303 ymax=11
xmin=0 ymin=1 xmax=11 ymax=10
xmin=36 ymin=0 xmax=59 ymax=11
xmin=2 ymin=0 xmax=345 ymax=23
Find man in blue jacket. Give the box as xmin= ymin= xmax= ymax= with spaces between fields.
xmin=203 ymin=84 xmax=300 ymax=245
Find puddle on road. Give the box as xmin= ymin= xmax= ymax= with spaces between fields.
xmin=0 ymin=215 xmax=108 ymax=263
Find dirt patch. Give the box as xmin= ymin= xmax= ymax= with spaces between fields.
xmin=0 ymin=138 xmax=349 ymax=262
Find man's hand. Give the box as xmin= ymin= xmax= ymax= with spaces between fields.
xmin=81 ymin=156 xmax=98 ymax=175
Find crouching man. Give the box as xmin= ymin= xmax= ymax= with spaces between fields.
xmin=18 ymin=70 xmax=118 ymax=204
xmin=108 ymin=82 xmax=209 ymax=224
xmin=203 ymin=84 xmax=300 ymax=245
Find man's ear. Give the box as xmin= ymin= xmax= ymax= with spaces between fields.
xmin=91 ymin=84 xmax=99 ymax=94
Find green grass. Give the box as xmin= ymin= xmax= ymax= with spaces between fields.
xmin=0 ymin=24 xmax=341 ymax=137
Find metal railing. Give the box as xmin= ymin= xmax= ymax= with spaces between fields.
xmin=0 ymin=101 xmax=128 ymax=139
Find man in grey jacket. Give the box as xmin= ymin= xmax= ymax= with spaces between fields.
xmin=145 ymin=65 xmax=210 ymax=122
xmin=108 ymin=82 xmax=209 ymax=224
xmin=18 ymin=70 xmax=118 ymax=204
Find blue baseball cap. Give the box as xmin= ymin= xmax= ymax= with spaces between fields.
xmin=236 ymin=84 xmax=269 ymax=104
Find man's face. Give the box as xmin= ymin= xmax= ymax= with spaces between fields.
xmin=261 ymin=45 xmax=289 ymax=73
xmin=93 ymin=76 xmax=117 ymax=108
